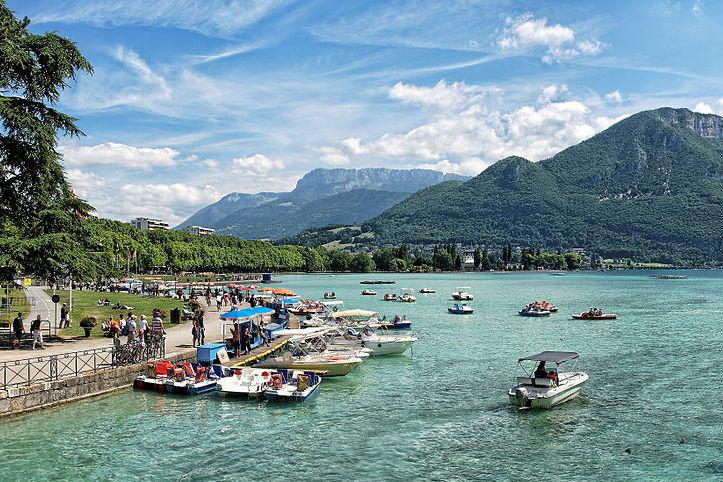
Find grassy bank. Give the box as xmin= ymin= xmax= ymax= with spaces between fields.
xmin=1 ymin=286 xmax=30 ymax=324
xmin=48 ymin=290 xmax=186 ymax=338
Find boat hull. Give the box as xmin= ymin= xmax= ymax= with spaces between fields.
xmin=572 ymin=314 xmax=617 ymax=320
xmin=362 ymin=339 xmax=415 ymax=355
xmin=133 ymin=376 xmax=218 ymax=395
xmin=518 ymin=310 xmax=551 ymax=317
xmin=254 ymin=359 xmax=361 ymax=377
xmin=508 ymin=373 xmax=588 ymax=409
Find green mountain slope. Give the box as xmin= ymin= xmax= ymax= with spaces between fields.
xmin=288 ymin=108 xmax=723 ymax=263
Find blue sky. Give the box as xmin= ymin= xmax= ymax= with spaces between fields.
xmin=8 ymin=0 xmax=722 ymax=224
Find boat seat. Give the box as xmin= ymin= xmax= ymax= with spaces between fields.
xmin=516 ymin=377 xmax=555 ymax=387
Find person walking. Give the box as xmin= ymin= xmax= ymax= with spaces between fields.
xmin=191 ymin=318 xmax=200 ymax=348
xmin=31 ymin=315 xmax=44 ymax=350
xmin=241 ymin=325 xmax=251 ymax=355
xmin=151 ymin=313 xmax=165 ymax=337
xmin=12 ymin=312 xmax=23 ymax=349
xmin=215 ymin=293 xmax=222 ymax=311
xmin=60 ymin=303 xmax=70 ymax=329
xmin=197 ymin=310 xmax=205 ymax=345
xmin=138 ymin=314 xmax=148 ymax=343
xmin=127 ymin=315 xmax=137 ymax=343
xmin=231 ymin=322 xmax=241 ymax=357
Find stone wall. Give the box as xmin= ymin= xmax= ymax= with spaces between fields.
xmin=0 ymin=350 xmax=195 ymax=418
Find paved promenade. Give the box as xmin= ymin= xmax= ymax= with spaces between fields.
xmin=0 ymin=287 xmax=230 ymax=363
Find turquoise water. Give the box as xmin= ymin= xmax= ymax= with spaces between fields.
xmin=1 ymin=271 xmax=722 ymax=481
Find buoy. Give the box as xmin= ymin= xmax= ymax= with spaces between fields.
xmin=624 ymin=448 xmax=631 ymax=454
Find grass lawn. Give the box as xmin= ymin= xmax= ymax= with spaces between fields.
xmin=1 ymin=286 xmax=30 ymax=325
xmin=48 ymin=290 xmax=187 ymax=338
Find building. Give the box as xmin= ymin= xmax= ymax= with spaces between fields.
xmin=183 ymin=225 xmax=215 ymax=236
xmin=130 ymin=217 xmax=170 ymax=231
xmin=462 ymin=248 xmax=476 ymax=269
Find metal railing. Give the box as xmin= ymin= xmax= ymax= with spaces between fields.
xmin=0 ymin=335 xmax=165 ymax=389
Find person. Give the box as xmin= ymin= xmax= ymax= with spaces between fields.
xmin=151 ymin=313 xmax=165 ymax=337
xmin=196 ymin=310 xmax=205 ymax=345
xmin=534 ymin=361 xmax=547 ymax=378
xmin=231 ymin=322 xmax=241 ymax=357
xmin=241 ymin=326 xmax=251 ymax=354
xmin=127 ymin=315 xmax=137 ymax=343
xmin=119 ymin=313 xmax=127 ymax=335
xmin=12 ymin=312 xmax=24 ymax=349
xmin=138 ymin=314 xmax=148 ymax=342
xmin=60 ymin=303 xmax=69 ymax=328
xmin=108 ymin=316 xmax=121 ymax=338
xmin=31 ymin=315 xmax=44 ymax=350
xmin=191 ymin=318 xmax=200 ymax=348
xmin=216 ymin=293 xmax=222 ymax=310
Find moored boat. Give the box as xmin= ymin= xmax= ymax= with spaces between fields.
xmin=508 ymin=351 xmax=588 ymax=409
xmin=216 ymin=367 xmax=272 ymax=398
xmin=448 ymin=303 xmax=473 ymax=315
xmin=451 ymin=287 xmax=473 ymax=301
xmin=419 ymin=288 xmax=436 ymax=293
xmin=398 ymin=289 xmax=416 ymax=303
xmin=383 ymin=293 xmax=398 ymax=301
xmin=264 ymin=370 xmax=321 ymax=402
xmin=253 ymin=353 xmax=362 ymax=377
xmin=133 ymin=360 xmax=219 ymax=395
xmin=361 ymin=289 xmax=377 ymax=295
xmin=323 ymin=292 xmax=336 ymax=299
xmin=572 ymin=308 xmax=617 ymax=320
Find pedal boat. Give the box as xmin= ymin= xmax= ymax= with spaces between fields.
xmin=263 ymin=369 xmax=321 ymax=402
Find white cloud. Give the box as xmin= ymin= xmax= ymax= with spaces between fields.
xmin=60 ymin=142 xmax=179 ymax=169
xmin=231 ymin=154 xmax=285 ymax=175
xmin=34 ymin=0 xmax=289 ymax=39
xmin=605 ymin=90 xmax=623 ymax=103
xmin=325 ymin=82 xmax=617 ymax=176
xmin=498 ymin=13 xmax=603 ymax=63
xmin=113 ymin=46 xmax=171 ymax=98
xmin=694 ymin=102 xmax=714 ymax=114
xmin=315 ymin=146 xmax=350 ymax=166
xmin=388 ymin=80 xmax=493 ymax=110
xmin=66 ymin=169 xmax=106 ymax=200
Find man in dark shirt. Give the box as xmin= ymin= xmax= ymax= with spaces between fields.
xmin=196 ymin=311 xmax=205 ymax=345
xmin=12 ymin=313 xmax=23 ymax=349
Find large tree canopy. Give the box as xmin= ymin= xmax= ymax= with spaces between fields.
xmin=0 ymin=1 xmax=93 ymax=281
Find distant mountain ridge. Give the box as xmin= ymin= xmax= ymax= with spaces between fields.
xmin=283 ymin=108 xmax=723 ymax=263
xmin=177 ymin=167 xmax=467 ymax=239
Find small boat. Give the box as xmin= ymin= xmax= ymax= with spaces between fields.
xmin=419 ymin=288 xmax=436 ymax=294
xmin=448 ymin=303 xmax=474 ymax=315
xmin=398 ymin=289 xmax=416 ymax=303
xmin=650 ymin=274 xmax=688 ymax=280
xmin=254 ymin=353 xmax=362 ymax=377
xmin=518 ymin=308 xmax=551 ymax=317
xmin=133 ymin=360 xmax=219 ymax=395
xmin=361 ymin=280 xmax=395 ymax=285
xmin=264 ymin=370 xmax=321 ymax=402
xmin=378 ymin=316 xmax=412 ymax=330
xmin=451 ymin=287 xmax=474 ymax=301
xmin=572 ymin=311 xmax=617 ymax=320
xmin=216 ymin=367 xmax=271 ymax=398
xmin=323 ymin=292 xmax=336 ymax=299
xmin=328 ymin=328 xmax=417 ymax=356
xmin=383 ymin=293 xmax=398 ymax=301
xmin=508 ymin=351 xmax=588 ymax=409
xmin=361 ymin=289 xmax=377 ymax=296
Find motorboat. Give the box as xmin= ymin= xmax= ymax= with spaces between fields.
xmin=383 ymin=293 xmax=398 ymax=301
xmin=530 ymin=300 xmax=558 ymax=313
xmin=451 ymin=287 xmax=473 ymax=301
xmin=419 ymin=288 xmax=436 ymax=294
xmin=323 ymin=292 xmax=336 ymax=299
xmin=327 ymin=327 xmax=417 ymax=356
xmin=378 ymin=315 xmax=412 ymax=330
xmin=361 ymin=289 xmax=377 ymax=296
xmin=361 ymin=280 xmax=395 ymax=285
xmin=288 ymin=300 xmax=327 ymax=315
xmin=253 ymin=353 xmax=363 ymax=377
xmin=398 ymin=289 xmax=416 ymax=303
xmin=508 ymin=351 xmax=588 ymax=409
xmin=133 ymin=360 xmax=219 ymax=395
xmin=216 ymin=367 xmax=271 ymax=398
xmin=518 ymin=303 xmax=551 ymax=317
xmin=572 ymin=309 xmax=617 ymax=320
xmin=650 ymin=274 xmax=688 ymax=280
xmin=448 ymin=303 xmax=473 ymax=315
xmin=264 ymin=370 xmax=321 ymax=402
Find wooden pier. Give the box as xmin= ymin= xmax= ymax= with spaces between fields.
xmin=230 ymin=314 xmax=299 ymax=367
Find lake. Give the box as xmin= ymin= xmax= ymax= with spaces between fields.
xmin=1 ymin=271 xmax=721 ymax=481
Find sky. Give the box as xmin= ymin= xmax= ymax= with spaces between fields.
xmin=8 ymin=0 xmax=723 ymax=225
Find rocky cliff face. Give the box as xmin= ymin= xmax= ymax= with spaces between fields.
xmin=654 ymin=107 xmax=723 ymax=139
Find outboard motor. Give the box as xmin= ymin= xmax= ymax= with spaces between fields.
xmin=514 ymin=387 xmax=532 ymax=408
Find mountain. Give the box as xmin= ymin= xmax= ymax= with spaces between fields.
xmin=176 ymin=191 xmax=280 ymax=229
xmin=178 ymin=167 xmax=467 ymax=239
xmin=284 ymin=108 xmax=723 ymax=263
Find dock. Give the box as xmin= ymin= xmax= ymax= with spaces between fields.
xmin=230 ymin=314 xmax=299 ymax=367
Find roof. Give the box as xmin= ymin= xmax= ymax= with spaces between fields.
xmin=220 ymin=306 xmax=274 ymax=320
xmin=518 ymin=351 xmax=579 ymax=364
xmin=332 ymin=309 xmax=378 ymax=318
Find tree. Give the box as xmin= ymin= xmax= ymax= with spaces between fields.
xmin=0 ymin=4 xmax=93 ymax=280
xmin=473 ymin=248 xmax=481 ymax=269
xmin=564 ymin=252 xmax=582 ymax=270
xmin=433 ymin=250 xmax=454 ymax=271
xmin=480 ymin=248 xmax=491 ymax=271
xmin=350 ymin=252 xmax=375 ymax=273
xmin=372 ymin=247 xmax=396 ymax=271
xmin=327 ymin=249 xmax=352 ymax=272
xmin=454 ymin=254 xmax=462 ymax=270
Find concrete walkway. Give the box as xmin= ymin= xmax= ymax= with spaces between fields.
xmin=0 ymin=291 xmax=234 ymax=362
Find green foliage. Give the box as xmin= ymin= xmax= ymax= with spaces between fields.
xmin=349 ymin=252 xmax=375 ymax=273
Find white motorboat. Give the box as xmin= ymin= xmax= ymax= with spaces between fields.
xmin=451 ymin=287 xmax=474 ymax=301
xmin=327 ymin=328 xmax=417 ymax=356
xmin=448 ymin=303 xmax=474 ymax=315
xmin=264 ymin=370 xmax=321 ymax=402
xmin=419 ymin=288 xmax=436 ymax=294
xmin=398 ymin=289 xmax=416 ymax=303
xmin=508 ymin=351 xmax=588 ymax=409
xmin=216 ymin=367 xmax=272 ymax=398
xmin=361 ymin=289 xmax=377 ymax=295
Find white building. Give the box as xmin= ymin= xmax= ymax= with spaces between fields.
xmin=462 ymin=248 xmax=476 ymax=269
xmin=183 ymin=225 xmax=215 ymax=236
xmin=130 ymin=217 xmax=170 ymax=231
